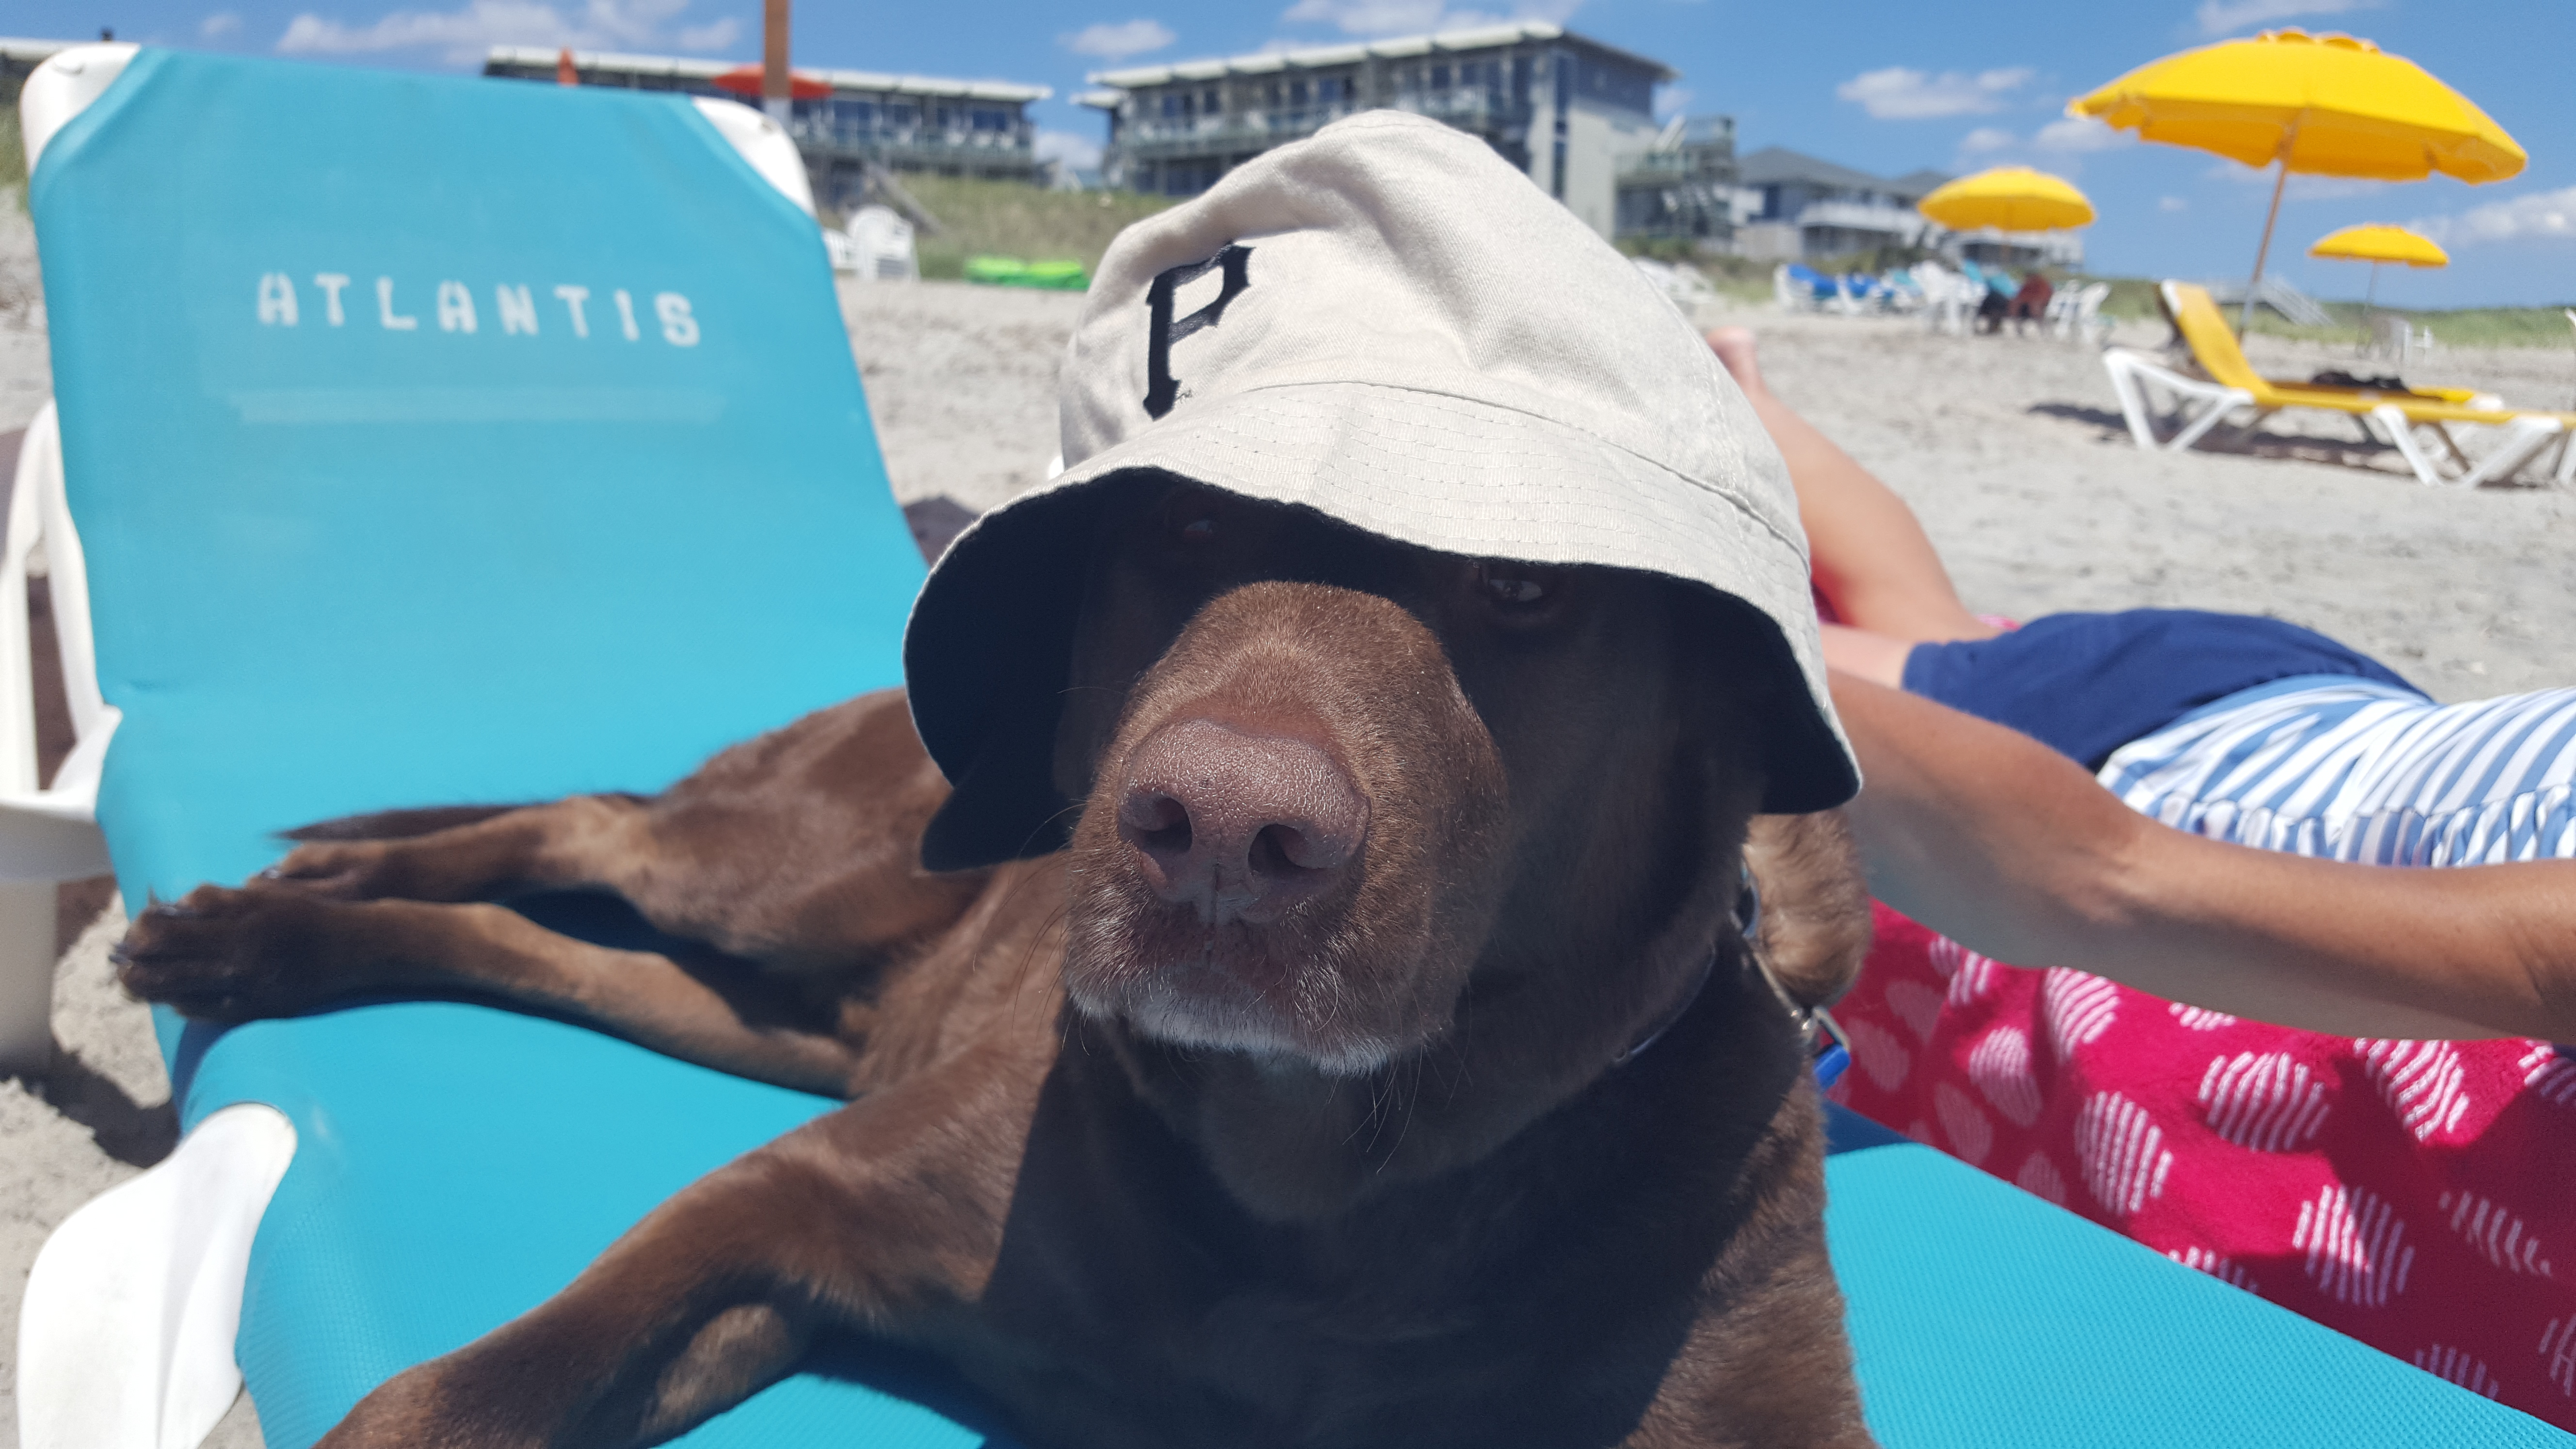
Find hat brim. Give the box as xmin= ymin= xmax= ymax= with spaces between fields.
xmin=904 ymin=379 xmax=1859 ymax=870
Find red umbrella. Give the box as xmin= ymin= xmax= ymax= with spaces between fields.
xmin=711 ymin=64 xmax=833 ymax=101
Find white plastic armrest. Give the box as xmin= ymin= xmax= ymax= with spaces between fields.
xmin=18 ymin=1104 xmax=298 ymax=1449
xmin=19 ymin=44 xmax=142 ymax=175
xmin=690 ymin=97 xmax=816 ymax=219
xmin=0 ymin=406 xmax=117 ymax=881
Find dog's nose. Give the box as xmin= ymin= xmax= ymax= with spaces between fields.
xmin=1116 ymin=718 xmax=1368 ymax=924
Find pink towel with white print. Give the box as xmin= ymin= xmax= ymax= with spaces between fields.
xmin=1830 ymin=903 xmax=2576 ymax=1429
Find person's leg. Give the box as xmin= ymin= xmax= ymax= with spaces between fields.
xmin=1819 ymin=622 xmax=1914 ymax=687
xmin=1705 ymin=327 xmax=1997 ymax=644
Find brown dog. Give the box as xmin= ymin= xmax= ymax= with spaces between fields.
xmin=118 ymin=478 xmax=1876 ymax=1448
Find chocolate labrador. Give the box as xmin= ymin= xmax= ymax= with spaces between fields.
xmin=118 ymin=477 xmax=1877 ymax=1448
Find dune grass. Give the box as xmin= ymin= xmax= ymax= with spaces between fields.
xmin=2083 ymin=274 xmax=2573 ymax=350
xmin=0 ymin=110 xmax=24 ymax=209
xmin=877 ymin=175 xmax=1176 ymax=284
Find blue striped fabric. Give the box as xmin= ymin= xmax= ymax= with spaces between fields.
xmin=2098 ymin=674 xmax=2576 ymax=865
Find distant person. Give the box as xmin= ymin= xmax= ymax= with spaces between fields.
xmin=1974 ymin=276 xmax=2012 ymax=333
xmin=2005 ymin=273 xmax=2054 ymax=334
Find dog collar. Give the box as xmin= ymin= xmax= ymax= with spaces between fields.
xmin=1610 ymin=869 xmax=1762 ymax=1068
xmin=1612 ymin=869 xmax=1843 ymax=1068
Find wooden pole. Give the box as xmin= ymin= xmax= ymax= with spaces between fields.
xmin=2239 ymin=156 xmax=2289 ymax=337
xmin=762 ymin=0 xmax=791 ymax=120
xmin=2238 ymin=117 xmax=2304 ymax=337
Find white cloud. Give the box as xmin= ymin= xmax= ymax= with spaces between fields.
xmin=1278 ymin=0 xmax=1578 ymax=39
xmin=1035 ymin=129 xmax=1104 ymax=171
xmin=2160 ymin=195 xmax=2189 ymax=212
xmin=2412 ymin=185 xmax=2576 ymax=246
xmin=1835 ymin=66 xmax=2032 ymax=121
xmin=2194 ymin=0 xmax=2375 ymax=38
xmin=1062 ymin=18 xmax=1175 ymax=61
xmin=1653 ymin=84 xmax=1692 ymax=121
xmin=200 ymin=11 xmax=243 ymax=37
xmin=1949 ymin=115 xmax=2121 ymax=174
xmin=277 ymin=0 xmax=738 ymax=67
xmin=2033 ymin=116 xmax=2123 ymax=153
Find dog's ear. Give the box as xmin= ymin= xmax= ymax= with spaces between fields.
xmin=1742 ymin=811 xmax=1873 ymax=1009
xmin=920 ymin=687 xmax=1079 ymax=871
xmin=910 ymin=485 xmax=1131 ymax=873
xmin=1667 ymin=585 xmax=1871 ymax=1006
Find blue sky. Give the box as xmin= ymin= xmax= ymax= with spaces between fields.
xmin=15 ymin=0 xmax=2573 ymax=306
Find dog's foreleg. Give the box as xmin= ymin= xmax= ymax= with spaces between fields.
xmin=312 ymin=1038 xmax=1045 ymax=1449
xmin=263 ymin=794 xmax=651 ymax=904
xmin=117 ymin=887 xmax=867 ymax=1095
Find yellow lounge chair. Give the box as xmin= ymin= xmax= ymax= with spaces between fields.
xmin=2102 ymin=282 xmax=2575 ymax=488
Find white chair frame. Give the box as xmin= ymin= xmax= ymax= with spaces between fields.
xmin=2101 ymin=346 xmax=2575 ymax=490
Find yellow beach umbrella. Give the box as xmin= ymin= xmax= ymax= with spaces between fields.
xmin=1917 ymin=166 xmax=2096 ymax=233
xmin=2308 ymin=223 xmax=2448 ymax=330
xmin=2069 ymin=29 xmax=2524 ymax=329
xmin=2308 ymin=223 xmax=2450 ymax=268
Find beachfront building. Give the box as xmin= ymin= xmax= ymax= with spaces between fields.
xmin=1731 ymin=148 xmax=1941 ymax=263
xmin=483 ymin=48 xmax=1050 ymax=211
xmin=1079 ymin=23 xmax=1679 ymax=242
xmin=1730 ymin=146 xmax=2083 ymax=268
xmin=1613 ymin=114 xmax=1738 ymax=248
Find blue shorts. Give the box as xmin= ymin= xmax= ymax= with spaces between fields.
xmin=1898 ymin=609 xmax=2424 ymax=769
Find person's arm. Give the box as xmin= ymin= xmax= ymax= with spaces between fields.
xmin=1832 ymin=671 xmax=2576 ymax=1042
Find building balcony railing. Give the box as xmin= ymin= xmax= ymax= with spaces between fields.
xmin=1620 ymin=150 xmax=1733 ymax=183
xmin=1117 ymin=105 xmax=1361 ymax=150
xmin=1114 ymin=95 xmax=1531 ymax=158
xmin=1392 ymin=91 xmax=1521 ymax=125
xmin=1787 ymin=200 xmax=1923 ymax=237
xmin=784 ymin=117 xmax=1034 ymax=158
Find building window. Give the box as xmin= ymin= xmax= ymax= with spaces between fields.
xmin=968 ymin=106 xmax=1013 ymax=132
xmin=1288 ymin=79 xmax=1309 ymax=106
xmin=1203 ymin=87 xmax=1221 ymax=114
xmin=1430 ymin=64 xmax=1449 ymax=90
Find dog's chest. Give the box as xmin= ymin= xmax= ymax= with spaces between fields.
xmin=964 ymin=1143 xmax=1718 ymax=1449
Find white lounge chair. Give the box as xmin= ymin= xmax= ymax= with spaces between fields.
xmin=1910 ymin=260 xmax=1978 ymax=336
xmin=2103 ymin=282 xmax=2575 ymax=488
xmin=2047 ymin=282 xmax=2112 ymax=345
xmin=843 ymin=204 xmax=920 ymax=283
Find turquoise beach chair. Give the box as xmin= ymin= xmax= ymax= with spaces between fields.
xmin=10 ymin=44 xmax=2558 ymax=1449
xmin=9 ymin=43 xmax=962 ymax=1449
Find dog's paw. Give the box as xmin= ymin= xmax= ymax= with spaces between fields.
xmin=254 ymin=838 xmax=410 ymax=901
xmin=113 ymin=886 xmax=360 ymax=1022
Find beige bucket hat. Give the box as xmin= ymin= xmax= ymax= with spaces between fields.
xmin=905 ymin=110 xmax=1857 ymax=870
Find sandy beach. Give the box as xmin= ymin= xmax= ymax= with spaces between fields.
xmin=3 ymin=240 xmax=2573 ymax=1444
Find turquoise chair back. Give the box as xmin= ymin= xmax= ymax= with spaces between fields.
xmin=32 ymin=48 xmax=977 ymax=1446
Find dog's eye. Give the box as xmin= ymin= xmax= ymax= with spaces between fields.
xmin=1159 ymin=489 xmax=1228 ymax=549
xmin=1477 ymin=562 xmax=1555 ymax=609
